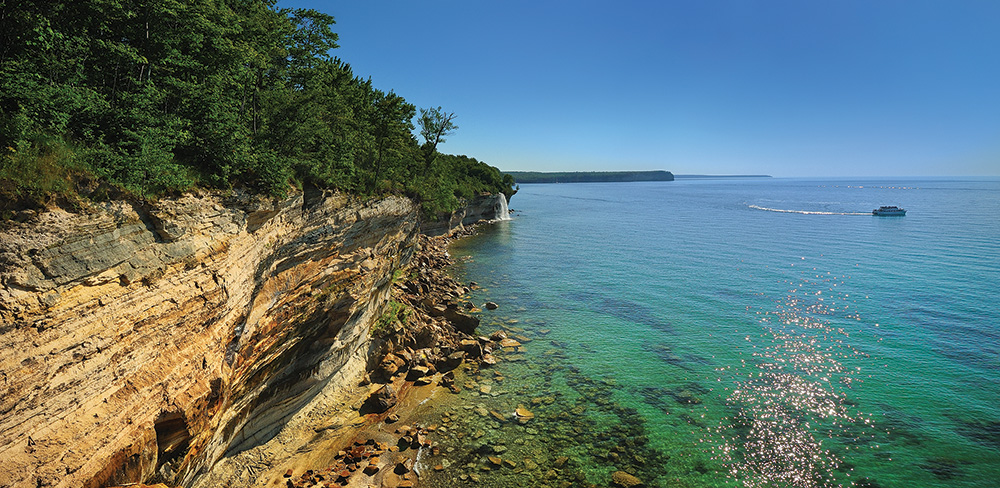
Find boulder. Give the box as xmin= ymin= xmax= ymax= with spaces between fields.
xmin=375 ymin=353 xmax=407 ymax=381
xmin=428 ymin=303 xmax=448 ymax=317
xmin=459 ymin=339 xmax=483 ymax=358
xmin=437 ymin=351 xmax=466 ymax=371
xmin=394 ymin=458 xmax=414 ymax=475
xmin=514 ymin=406 xmax=535 ymax=424
xmin=365 ymin=385 xmax=397 ymax=413
xmin=109 ymin=485 xmax=179 ymax=488
xmin=398 ymin=348 xmax=414 ymax=363
xmin=406 ymin=365 xmax=430 ymax=381
xmin=484 ymin=301 xmax=499 ymax=310
xmin=444 ymin=307 xmax=480 ymax=334
xmin=611 ymin=471 xmax=644 ymax=487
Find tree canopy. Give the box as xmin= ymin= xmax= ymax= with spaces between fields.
xmin=417 ymin=106 xmax=458 ymax=167
xmin=0 ymin=0 xmax=514 ymax=218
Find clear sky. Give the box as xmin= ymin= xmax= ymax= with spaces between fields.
xmin=279 ymin=1 xmax=1000 ymax=177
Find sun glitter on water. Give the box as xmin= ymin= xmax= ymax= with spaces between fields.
xmin=708 ymin=267 xmax=883 ymax=488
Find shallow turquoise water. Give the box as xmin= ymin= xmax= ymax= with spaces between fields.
xmin=426 ymin=178 xmax=1000 ymax=487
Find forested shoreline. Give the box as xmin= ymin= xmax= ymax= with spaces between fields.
xmin=505 ymin=170 xmax=674 ymax=184
xmin=0 ymin=1 xmax=514 ymax=217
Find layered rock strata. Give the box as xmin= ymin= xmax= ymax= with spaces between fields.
xmin=0 ymin=190 xmax=420 ymax=488
xmin=189 ymin=232 xmax=497 ymax=487
xmin=419 ymin=194 xmax=508 ymax=236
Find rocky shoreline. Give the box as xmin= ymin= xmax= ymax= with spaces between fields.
xmin=165 ymin=226 xmax=528 ymax=488
xmin=252 ymin=229 xmax=656 ymax=488
xmin=270 ymin=230 xmax=532 ymax=488
xmin=5 ymin=196 xmax=660 ymax=488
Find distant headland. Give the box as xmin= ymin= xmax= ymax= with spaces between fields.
xmin=505 ymin=170 xmax=674 ymax=184
xmin=674 ymin=174 xmax=772 ymax=179
xmin=504 ymin=171 xmax=773 ymax=184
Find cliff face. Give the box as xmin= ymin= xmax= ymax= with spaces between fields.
xmin=419 ymin=193 xmax=509 ymax=236
xmin=0 ymin=190 xmax=419 ymax=488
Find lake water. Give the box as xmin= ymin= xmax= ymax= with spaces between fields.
xmin=418 ymin=178 xmax=1000 ymax=488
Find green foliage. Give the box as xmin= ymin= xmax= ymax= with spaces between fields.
xmin=0 ymin=1 xmax=512 ymax=215
xmin=391 ymin=268 xmax=415 ymax=284
xmin=1 ymin=135 xmax=82 ymax=198
xmin=417 ymin=106 xmax=458 ymax=168
xmin=402 ymin=153 xmax=516 ymax=217
xmin=372 ymin=300 xmax=410 ymax=337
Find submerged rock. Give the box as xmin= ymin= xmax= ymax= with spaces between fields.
xmin=515 ymin=406 xmax=535 ymax=424
xmin=611 ymin=470 xmax=644 ymax=487
xmin=460 ymin=338 xmax=484 ymax=358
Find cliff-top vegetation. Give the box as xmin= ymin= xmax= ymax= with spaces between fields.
xmin=0 ymin=1 xmax=515 ymax=217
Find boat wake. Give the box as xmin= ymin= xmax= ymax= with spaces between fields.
xmin=748 ymin=204 xmax=869 ymax=216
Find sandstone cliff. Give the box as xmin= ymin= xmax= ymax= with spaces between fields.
xmin=0 ymin=190 xmax=421 ymax=488
xmin=419 ymin=193 xmax=509 ymax=237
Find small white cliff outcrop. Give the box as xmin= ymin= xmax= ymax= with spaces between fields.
xmin=419 ymin=193 xmax=509 ymax=236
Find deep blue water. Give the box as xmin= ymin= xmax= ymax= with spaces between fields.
xmin=426 ymin=178 xmax=1000 ymax=487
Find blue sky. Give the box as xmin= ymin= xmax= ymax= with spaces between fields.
xmin=280 ymin=1 xmax=1000 ymax=177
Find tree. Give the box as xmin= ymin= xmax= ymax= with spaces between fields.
xmin=1 ymin=1 xmax=513 ymax=217
xmin=369 ymin=91 xmax=415 ymax=192
xmin=417 ymin=106 xmax=457 ymax=167
xmin=284 ymin=8 xmax=339 ymax=89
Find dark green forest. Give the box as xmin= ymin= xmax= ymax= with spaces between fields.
xmin=0 ymin=0 xmax=515 ymax=216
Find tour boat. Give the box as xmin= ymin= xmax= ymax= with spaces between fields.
xmin=872 ymin=206 xmax=906 ymax=216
